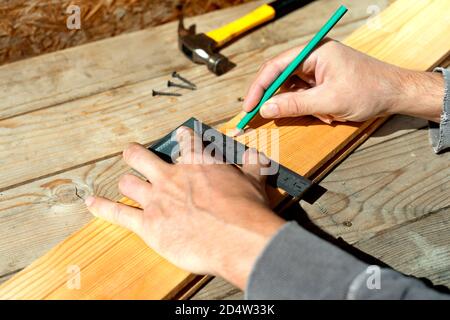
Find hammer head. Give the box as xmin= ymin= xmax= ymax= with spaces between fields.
xmin=178 ymin=17 xmax=235 ymax=76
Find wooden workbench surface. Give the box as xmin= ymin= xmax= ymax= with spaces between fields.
xmin=1 ymin=0 xmax=448 ymax=299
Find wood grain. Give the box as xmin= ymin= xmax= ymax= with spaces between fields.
xmin=192 ymin=114 xmax=446 ymax=299
xmin=0 ymin=0 xmax=385 ymax=282
xmin=0 ymin=3 xmax=379 ymax=193
xmin=355 ymin=208 xmax=450 ymax=287
xmin=0 ymin=0 xmax=253 ymax=66
xmin=0 ymin=0 xmax=377 ymax=120
xmin=0 ymin=155 xmax=127 ymax=282
xmin=191 ymin=277 xmax=244 ymax=300
xmin=302 ymin=123 xmax=450 ymax=245
xmin=1 ymin=0 xmax=450 ymax=299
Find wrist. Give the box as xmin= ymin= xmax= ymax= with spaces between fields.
xmin=389 ymin=69 xmax=444 ymax=122
xmin=212 ymin=208 xmax=285 ymax=289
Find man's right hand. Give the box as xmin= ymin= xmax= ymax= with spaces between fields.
xmin=243 ymin=39 xmax=444 ymax=123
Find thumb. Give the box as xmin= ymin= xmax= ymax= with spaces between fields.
xmin=260 ymin=87 xmax=327 ymax=119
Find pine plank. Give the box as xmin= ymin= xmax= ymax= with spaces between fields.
xmin=192 ymin=114 xmax=446 ymax=299
xmin=301 ymin=124 xmax=450 ymax=245
xmin=0 ymin=17 xmax=372 ymax=193
xmin=195 ymin=52 xmax=450 ymax=298
xmin=0 ymin=0 xmax=378 ymax=120
xmin=0 ymin=0 xmax=382 ymax=287
xmin=1 ymin=0 xmax=450 ymax=299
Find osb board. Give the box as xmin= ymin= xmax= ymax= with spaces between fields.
xmin=0 ymin=0 xmax=252 ymax=66
xmin=1 ymin=0 xmax=450 ymax=299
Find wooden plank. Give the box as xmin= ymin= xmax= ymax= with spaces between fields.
xmin=0 ymin=5 xmax=377 ymax=193
xmin=0 ymin=155 xmax=127 ymax=283
xmin=1 ymin=0 xmax=450 ymax=299
xmin=0 ymin=0 xmax=259 ymax=120
xmin=191 ymin=114 xmax=446 ymax=299
xmin=301 ymin=124 xmax=450 ymax=245
xmin=191 ymin=277 xmax=244 ymax=300
xmin=355 ymin=208 xmax=450 ymax=287
xmin=0 ymin=2 xmax=381 ymax=286
xmin=192 ymin=115 xmax=450 ymax=299
xmin=0 ymin=0 xmax=378 ymax=120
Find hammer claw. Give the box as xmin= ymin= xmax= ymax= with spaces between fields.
xmin=178 ymin=16 xmax=196 ymax=36
xmin=177 ymin=14 xmax=234 ymax=75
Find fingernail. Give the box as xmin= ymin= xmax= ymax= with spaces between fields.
xmin=176 ymin=126 xmax=188 ymax=138
xmin=85 ymin=196 xmax=95 ymax=207
xmin=260 ymin=103 xmax=279 ymax=118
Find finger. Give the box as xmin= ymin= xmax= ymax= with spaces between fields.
xmin=243 ymin=45 xmax=320 ymax=112
xmin=175 ymin=126 xmax=204 ymax=164
xmin=85 ymin=196 xmax=144 ymax=235
xmin=242 ymin=38 xmax=337 ymax=113
xmin=123 ymin=143 xmax=170 ymax=182
xmin=241 ymin=148 xmax=269 ymax=184
xmin=118 ymin=174 xmax=152 ymax=208
xmin=259 ymin=86 xmax=329 ymax=119
xmin=312 ymin=114 xmax=335 ymax=124
xmin=243 ymin=47 xmax=301 ymax=112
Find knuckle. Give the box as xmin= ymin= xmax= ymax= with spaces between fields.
xmin=260 ymin=60 xmax=271 ymax=70
xmin=261 ymin=59 xmax=276 ymax=73
xmin=156 ymin=166 xmax=170 ymax=180
xmin=287 ymin=96 xmax=302 ymax=115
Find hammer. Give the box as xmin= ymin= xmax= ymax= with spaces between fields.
xmin=178 ymin=0 xmax=314 ymax=75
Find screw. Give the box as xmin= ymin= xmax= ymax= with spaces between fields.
xmin=172 ymin=71 xmax=197 ymax=89
xmin=167 ymin=80 xmax=196 ymax=91
xmin=152 ymin=89 xmax=182 ymax=97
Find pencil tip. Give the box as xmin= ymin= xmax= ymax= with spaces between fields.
xmin=229 ymin=128 xmax=243 ymax=137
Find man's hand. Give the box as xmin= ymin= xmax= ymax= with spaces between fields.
xmin=84 ymin=127 xmax=285 ymax=289
xmin=244 ymin=39 xmax=444 ymax=123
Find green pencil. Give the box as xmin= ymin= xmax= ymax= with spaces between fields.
xmin=235 ymin=5 xmax=348 ymax=132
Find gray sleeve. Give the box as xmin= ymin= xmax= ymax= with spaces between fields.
xmin=245 ymin=221 xmax=449 ymax=300
xmin=429 ymin=67 xmax=450 ymax=153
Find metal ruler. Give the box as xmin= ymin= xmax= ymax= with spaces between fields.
xmin=148 ymin=117 xmax=325 ymax=204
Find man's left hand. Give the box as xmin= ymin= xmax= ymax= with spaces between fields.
xmin=85 ymin=127 xmax=285 ymax=289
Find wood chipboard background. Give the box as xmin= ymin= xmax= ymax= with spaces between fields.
xmin=0 ymin=0 xmax=252 ymax=66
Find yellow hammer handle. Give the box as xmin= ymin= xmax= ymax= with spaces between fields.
xmin=206 ymin=4 xmax=276 ymax=47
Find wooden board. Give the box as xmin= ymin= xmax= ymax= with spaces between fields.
xmin=193 ymin=112 xmax=450 ymax=299
xmin=0 ymin=0 xmax=377 ymax=193
xmin=355 ymin=207 xmax=450 ymax=287
xmin=0 ymin=0 xmax=380 ymax=285
xmin=1 ymin=0 xmax=450 ymax=299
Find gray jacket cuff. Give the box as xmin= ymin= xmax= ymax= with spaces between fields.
xmin=429 ymin=67 xmax=450 ymax=153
